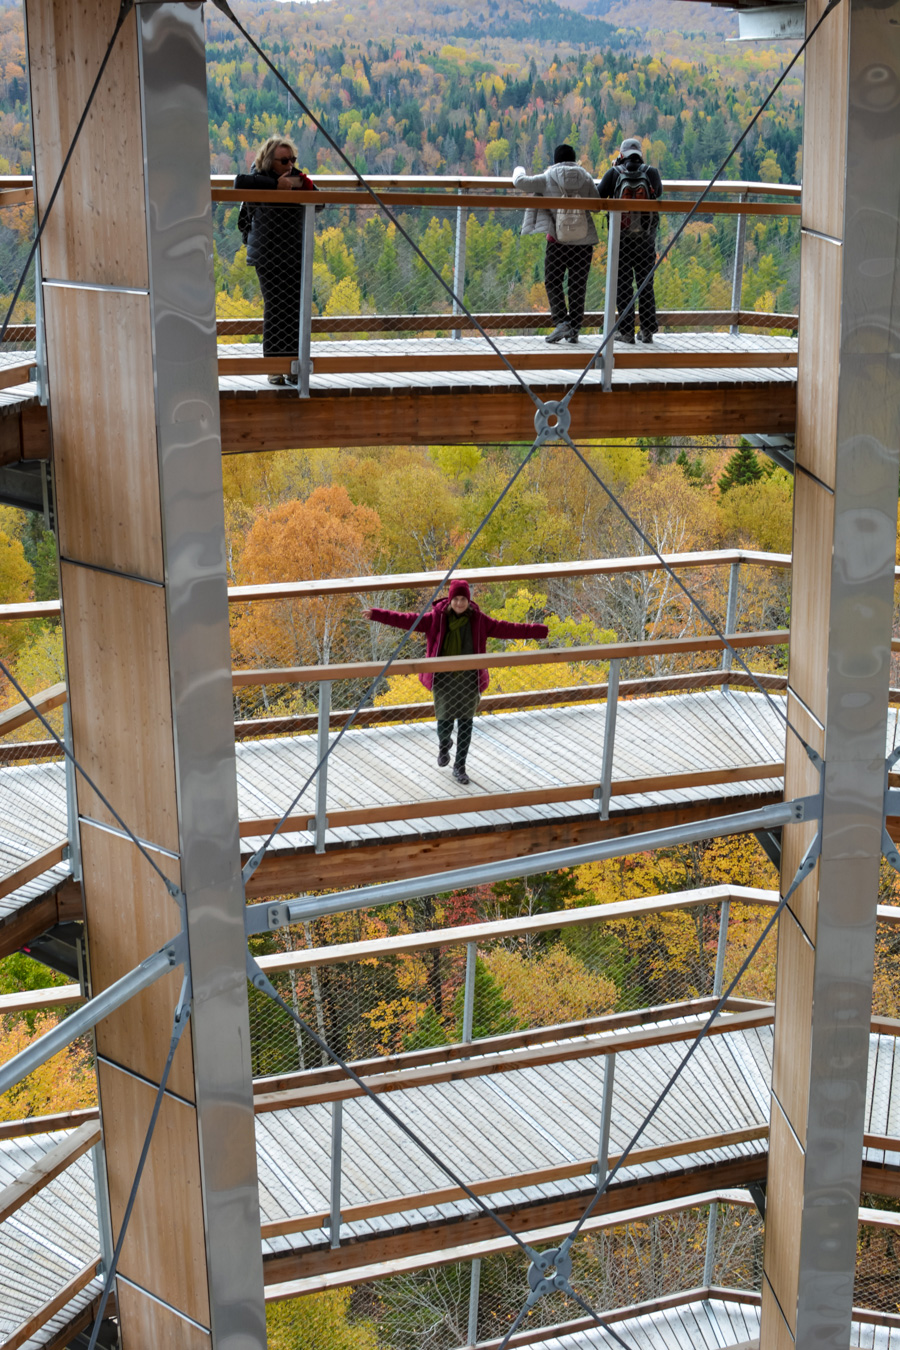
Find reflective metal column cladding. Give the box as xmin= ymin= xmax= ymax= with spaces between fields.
xmin=761 ymin=0 xmax=900 ymax=1346
xmin=24 ymin=0 xmax=264 ymax=1343
xmin=138 ymin=5 xmax=265 ymax=1344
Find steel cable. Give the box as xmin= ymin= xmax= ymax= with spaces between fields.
xmin=211 ymin=0 xmax=545 ymax=410
xmin=242 ymin=437 xmax=546 ymax=878
xmin=561 ymin=0 xmax=843 ymax=406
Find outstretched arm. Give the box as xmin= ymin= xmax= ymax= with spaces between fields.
xmin=365 ymin=606 xmax=430 ymax=633
xmin=483 ymin=617 xmax=550 ymax=640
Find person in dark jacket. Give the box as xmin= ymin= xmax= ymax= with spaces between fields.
xmin=597 ymin=137 xmax=663 ymax=344
xmin=365 ymin=579 xmax=549 ymax=785
xmin=234 ymin=137 xmax=319 ymax=385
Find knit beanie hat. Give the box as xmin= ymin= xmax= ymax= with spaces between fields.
xmin=448 ymin=579 xmax=471 ymax=601
xmin=554 ymin=144 xmax=577 ymax=163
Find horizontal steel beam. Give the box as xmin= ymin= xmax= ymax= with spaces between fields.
xmin=0 ymin=935 xmax=183 ymax=1097
xmin=245 ymin=797 xmax=813 ymax=935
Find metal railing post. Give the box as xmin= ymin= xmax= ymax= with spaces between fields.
xmin=599 ymin=210 xmax=620 ymax=390
xmin=33 ymin=245 xmax=48 ymax=407
xmin=599 ymin=659 xmax=620 ymax=819
xmin=462 ymin=940 xmax=477 ymax=1043
xmin=91 ymin=1141 xmax=115 ymax=1277
xmin=721 ymin=562 xmax=741 ymax=688
xmin=713 ymin=898 xmax=731 ymax=998
xmin=596 ymin=1051 xmax=616 ymax=1181
xmin=296 ymin=201 xmax=316 ymax=397
xmin=452 ymin=189 xmax=468 ymax=341
xmin=730 ymin=195 xmax=748 ymax=336
xmin=309 ymin=680 xmax=331 ymax=854
xmin=329 ymin=1098 xmax=343 ymax=1248
xmin=64 ymin=701 xmax=82 ymax=883
xmin=703 ymin=1200 xmax=719 ymax=1286
xmin=467 ymin=1256 xmax=481 ymax=1346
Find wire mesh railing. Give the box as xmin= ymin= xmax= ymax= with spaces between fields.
xmin=0 ymin=188 xmax=38 ymax=392
xmin=0 ymin=174 xmax=803 ymax=402
xmin=211 ymin=176 xmax=801 ymax=395
xmin=0 ymin=550 xmax=792 ymax=904
xmin=247 ymin=888 xmax=779 ymax=1082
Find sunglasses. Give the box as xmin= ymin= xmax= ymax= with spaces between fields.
xmin=274 ymin=154 xmax=296 ymax=165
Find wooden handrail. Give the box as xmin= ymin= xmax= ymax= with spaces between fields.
xmin=214 ymin=309 xmax=798 ymax=336
xmin=0 ymin=548 xmax=794 ymax=622
xmin=214 ymin=186 xmax=801 ymax=217
xmin=0 ymin=1120 xmax=100 ymax=1225
xmin=0 ymin=840 xmax=68 ymax=902
xmin=253 ymin=1006 xmax=777 ymax=1110
xmin=254 ymin=887 xmax=780 ymax=975
xmin=255 ymin=998 xmax=768 ymax=1095
xmin=1 ymin=1261 xmax=99 ymax=1350
xmin=232 ymin=629 xmax=788 ymax=688
xmin=238 ymin=761 xmax=785 ymax=839
xmin=259 ymin=1124 xmax=770 ymax=1241
xmin=1 ymin=173 xmax=804 ymax=197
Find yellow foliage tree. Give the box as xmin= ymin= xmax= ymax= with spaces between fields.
xmin=484 ymin=944 xmax=617 ymax=1027
xmin=266 ymin=1290 xmax=377 ymax=1350
xmin=0 ymin=1013 xmax=96 ymax=1121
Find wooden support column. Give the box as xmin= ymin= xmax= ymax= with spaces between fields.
xmin=761 ymin=1 xmax=900 ymax=1346
xmin=24 ymin=2 xmax=264 ymax=1345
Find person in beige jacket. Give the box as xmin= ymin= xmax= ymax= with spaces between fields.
xmin=512 ymin=144 xmax=599 ymax=344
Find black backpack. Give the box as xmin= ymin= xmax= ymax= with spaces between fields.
xmin=238 ymin=201 xmax=255 ymax=245
xmin=615 ymin=161 xmax=656 ymax=235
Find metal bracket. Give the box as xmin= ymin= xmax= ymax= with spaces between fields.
xmin=533 ymin=400 xmax=571 ymax=443
xmin=523 ymin=1241 xmax=574 ymax=1310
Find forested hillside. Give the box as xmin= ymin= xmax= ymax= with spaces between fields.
xmin=0 ymin=0 xmax=802 ymax=181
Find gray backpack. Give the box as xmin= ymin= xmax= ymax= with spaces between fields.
xmin=554 ymin=165 xmax=590 ymax=244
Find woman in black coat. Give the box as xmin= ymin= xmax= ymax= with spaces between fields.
xmin=234 ymin=136 xmax=319 ymax=385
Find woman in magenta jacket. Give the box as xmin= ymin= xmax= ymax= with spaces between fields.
xmin=365 ymin=579 xmax=549 ymax=785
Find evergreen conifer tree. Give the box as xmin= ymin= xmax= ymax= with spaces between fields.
xmin=452 ymin=958 xmax=519 ymax=1040
xmin=718 ymin=441 xmax=765 ymax=493
xmin=403 ymin=1004 xmax=447 ymax=1051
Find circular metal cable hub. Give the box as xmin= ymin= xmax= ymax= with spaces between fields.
xmin=534 ymin=400 xmax=571 ymax=440
xmin=527 ymin=1244 xmax=573 ymax=1299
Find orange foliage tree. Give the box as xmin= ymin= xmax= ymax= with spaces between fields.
xmin=231 ymin=485 xmax=380 ymax=672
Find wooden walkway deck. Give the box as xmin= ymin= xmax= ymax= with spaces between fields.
xmin=0 ymin=330 xmax=798 ymax=461
xmin=0 ymin=691 xmax=789 ymax=953
xmin=3 ymin=1019 xmax=900 ymax=1346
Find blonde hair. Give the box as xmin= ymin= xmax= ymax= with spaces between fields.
xmin=253 ymin=136 xmax=299 ymax=175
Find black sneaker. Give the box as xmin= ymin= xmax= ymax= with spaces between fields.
xmin=452 ymin=764 xmax=470 ymax=785
xmin=637 ymin=330 xmax=654 ymax=344
xmin=437 ymin=749 xmax=450 ymax=767
xmin=565 ymin=327 xmax=580 ymax=344
xmin=545 ymin=322 xmax=570 ymax=344
xmin=617 ymin=331 xmax=636 ymax=345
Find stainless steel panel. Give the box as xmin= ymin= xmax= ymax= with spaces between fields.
xmin=137 ymin=6 xmax=265 ymax=1346
xmin=773 ymin=1 xmax=900 ymax=1344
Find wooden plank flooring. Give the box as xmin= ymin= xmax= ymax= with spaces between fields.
xmin=4 ymin=1028 xmax=900 ymax=1343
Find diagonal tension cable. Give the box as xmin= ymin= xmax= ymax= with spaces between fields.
xmin=86 ymin=979 xmax=192 ymax=1350
xmin=0 ymin=652 xmax=182 ymax=898
xmin=565 ymin=438 xmax=810 ymax=759
xmin=248 ymin=956 xmax=533 ymax=1256
xmin=243 ymin=435 xmax=548 ymax=880
xmin=562 ymin=0 xmax=842 ymax=405
xmin=211 ymin=0 xmax=544 ymax=410
xmin=493 ymin=842 xmax=819 ymax=1350
xmin=0 ymin=0 xmax=135 ymax=346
